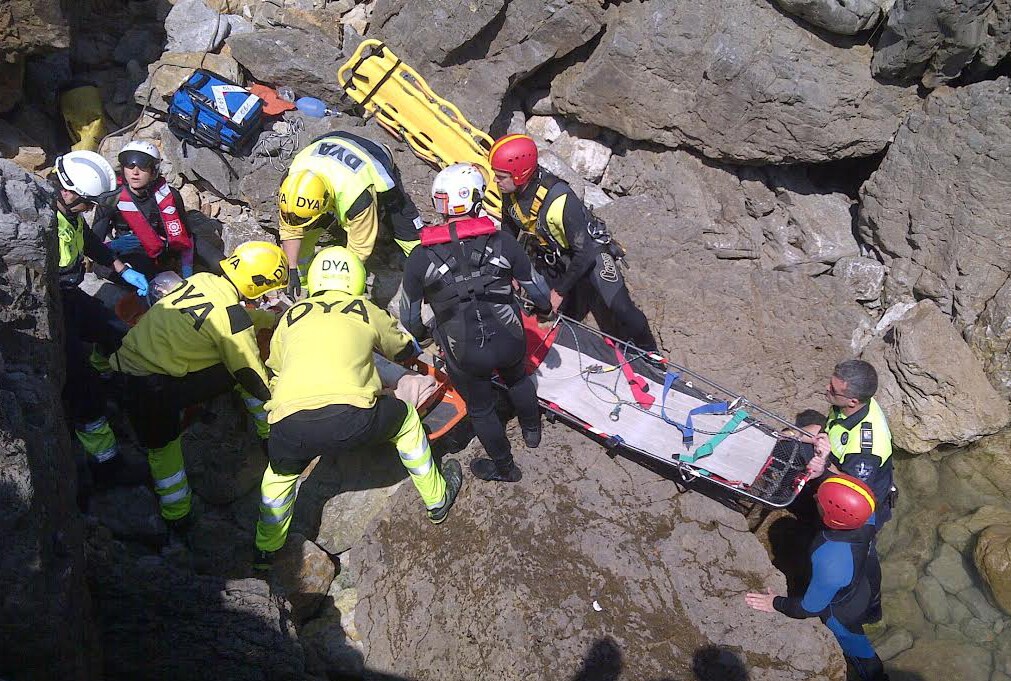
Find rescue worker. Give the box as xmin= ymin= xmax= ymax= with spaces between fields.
xmin=254 ymin=246 xmax=462 ymax=568
xmin=746 ymin=474 xmax=889 ymax=681
xmin=109 ymin=241 xmax=286 ymax=534
xmin=277 ymin=132 xmax=424 ymax=298
xmin=53 ymin=150 xmax=150 ymax=486
xmin=807 ymin=359 xmax=894 ymax=621
xmin=92 ymin=141 xmax=196 ymax=278
xmin=399 ymin=163 xmax=552 ymax=482
xmin=489 ymin=134 xmax=659 ymax=355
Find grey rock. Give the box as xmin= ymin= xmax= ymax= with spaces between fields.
xmin=160 ymin=126 xmax=251 ymax=198
xmin=526 ymin=88 xmax=554 ymax=116
xmin=772 ymin=0 xmax=888 ymax=34
xmin=900 ymin=454 xmax=940 ymax=496
xmin=874 ymin=627 xmax=913 ymax=661
xmin=914 ymin=575 xmax=950 ymax=623
xmin=940 ymin=521 xmax=975 ymax=553
xmin=958 ymin=585 xmax=1004 ymax=622
xmin=883 ymin=589 xmax=930 ymax=636
xmin=832 ymin=256 xmax=885 ymax=303
xmin=582 ymin=184 xmax=612 ymax=211
xmin=369 ymin=0 xmax=607 ymax=131
xmin=527 ymin=115 xmax=564 ymax=144
xmin=862 ymin=301 xmax=1010 ymax=454
xmin=878 ymin=507 xmax=939 ymax=567
xmin=763 ymin=188 xmax=858 ymax=269
xmin=927 ymin=543 xmax=975 ymax=594
xmin=860 ymin=77 xmax=1011 ymax=396
xmin=550 ymin=129 xmax=612 ymax=183
xmin=272 ymin=534 xmax=337 ymax=624
xmin=872 ymin=0 xmax=996 ymax=87
xmin=947 ymin=592 xmax=973 ymax=624
xmin=0 ymin=0 xmax=69 ymax=59
xmin=88 ymin=485 xmax=163 ymax=541
xmin=0 ymin=160 xmax=97 ymax=680
xmin=227 ymin=26 xmax=346 ymax=104
xmin=881 ymin=558 xmax=919 ymax=592
xmin=355 ymin=429 xmax=843 ymax=679
xmin=165 ymin=0 xmax=241 ymax=53
xmin=113 ymin=27 xmax=164 ymax=66
xmin=301 ymin=586 xmax=365 ymax=677
xmin=552 ymin=0 xmax=920 ymax=163
xmin=889 ymin=640 xmax=993 ymax=681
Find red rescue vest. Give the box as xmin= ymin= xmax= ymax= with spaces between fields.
xmin=117 ymin=177 xmax=192 ymax=258
xmin=420 ymin=216 xmax=498 ymax=246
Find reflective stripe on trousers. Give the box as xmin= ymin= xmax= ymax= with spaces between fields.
xmin=395 ymin=404 xmax=445 ymax=510
xmin=147 ymin=437 xmax=191 ymax=521
xmin=255 ymin=462 xmax=300 ymax=553
xmin=235 ymin=385 xmax=270 ymax=440
xmin=76 ymin=415 xmax=119 ymax=463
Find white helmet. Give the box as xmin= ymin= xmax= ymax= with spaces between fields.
xmin=55 ymin=150 xmax=117 ymax=201
xmin=118 ymin=140 xmax=161 ymax=169
xmin=431 ymin=162 xmax=486 ymax=217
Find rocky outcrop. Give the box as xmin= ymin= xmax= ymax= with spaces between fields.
xmin=0 ymin=161 xmax=98 ymax=679
xmin=859 ymin=78 xmax=1011 ymax=393
xmin=772 ymin=0 xmax=890 ymax=34
xmin=227 ymin=26 xmax=346 ymax=104
xmin=355 ymin=430 xmax=845 ymax=680
xmin=872 ymin=0 xmax=1003 ymax=87
xmin=0 ymin=0 xmax=68 ymax=57
xmin=369 ymin=0 xmax=607 ymax=131
xmin=552 ymin=0 xmax=920 ymax=163
xmin=975 ymin=524 xmax=1011 ymax=616
xmin=863 ymin=301 xmax=1010 ymax=454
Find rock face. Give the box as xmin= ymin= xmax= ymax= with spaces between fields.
xmin=369 ymin=0 xmax=607 ymax=131
xmin=0 ymin=0 xmax=68 ymax=57
xmin=975 ymin=524 xmax=1011 ymax=615
xmin=888 ymin=639 xmax=994 ymax=680
xmin=356 ymin=430 xmax=845 ymax=680
xmin=872 ymin=0 xmax=1000 ymax=87
xmin=0 ymin=161 xmax=98 ymax=679
xmin=863 ymin=301 xmax=1010 ymax=454
xmin=859 ymin=78 xmax=1011 ymax=393
xmin=227 ymin=26 xmax=347 ymax=104
xmin=772 ymin=0 xmax=889 ymax=34
xmin=552 ymin=0 xmax=920 ymax=163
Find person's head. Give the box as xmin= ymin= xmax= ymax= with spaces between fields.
xmin=278 ymin=169 xmax=330 ymax=232
xmin=431 ymin=162 xmax=486 ymax=220
xmin=306 ymin=246 xmax=367 ymax=297
xmin=219 ymin=241 xmax=289 ymax=300
xmin=826 ymin=359 xmax=878 ymax=411
xmin=117 ymin=140 xmax=161 ymax=191
xmin=52 ymin=150 xmax=118 ymax=214
xmin=489 ymin=134 xmax=538 ymax=193
xmin=815 ymin=474 xmax=875 ymax=530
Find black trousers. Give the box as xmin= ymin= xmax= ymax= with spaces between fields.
xmin=62 ymin=287 xmax=129 ymax=425
xmin=268 ymin=397 xmax=409 ymax=475
xmin=123 ymin=364 xmax=236 ymax=449
xmin=550 ymin=250 xmax=657 ymax=351
xmin=442 ymin=329 xmax=539 ymax=470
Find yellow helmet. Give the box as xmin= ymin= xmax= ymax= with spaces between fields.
xmin=307 ymin=246 xmax=367 ymax=296
xmin=219 ymin=241 xmax=289 ymax=299
xmin=278 ymin=169 xmax=330 ymax=231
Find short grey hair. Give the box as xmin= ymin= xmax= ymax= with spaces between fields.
xmin=833 ymin=360 xmax=878 ymax=402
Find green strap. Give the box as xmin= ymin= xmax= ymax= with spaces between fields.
xmin=679 ymin=410 xmax=750 ymax=464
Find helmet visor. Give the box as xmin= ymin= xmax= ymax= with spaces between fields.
xmin=119 ymin=150 xmax=157 ymax=170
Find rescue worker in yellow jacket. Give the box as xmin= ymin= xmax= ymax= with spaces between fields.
xmin=253 ymin=246 xmax=463 ymax=568
xmin=110 ymin=241 xmax=288 ymax=535
xmin=277 ymin=132 xmax=424 ymax=298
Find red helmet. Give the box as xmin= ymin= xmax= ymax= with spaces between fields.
xmin=489 ymin=134 xmax=538 ymax=188
xmin=816 ymin=474 xmax=876 ymax=530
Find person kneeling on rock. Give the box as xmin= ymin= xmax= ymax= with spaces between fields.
xmin=252 ymin=246 xmax=463 ymax=570
xmin=745 ymin=474 xmax=889 ymax=681
xmin=399 ymin=163 xmax=552 ymax=483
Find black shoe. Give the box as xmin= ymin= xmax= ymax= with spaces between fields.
xmin=428 ymin=459 xmax=463 ymax=525
xmin=164 ymin=514 xmax=194 ymax=550
xmin=89 ymin=453 xmax=150 ymax=490
xmin=252 ymin=548 xmax=276 ymax=571
xmin=470 ymin=458 xmax=523 ymax=483
xmin=521 ymin=422 xmax=542 ymax=449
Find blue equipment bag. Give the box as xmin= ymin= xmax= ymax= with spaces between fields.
xmin=167 ymin=69 xmax=263 ymax=155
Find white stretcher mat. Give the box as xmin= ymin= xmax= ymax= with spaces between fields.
xmin=532 ymin=343 xmax=777 ymax=486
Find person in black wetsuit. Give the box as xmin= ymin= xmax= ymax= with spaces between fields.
xmin=746 ymin=474 xmax=889 ymax=681
xmin=400 ymin=163 xmax=552 ymax=483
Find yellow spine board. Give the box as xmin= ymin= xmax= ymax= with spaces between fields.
xmin=338 ymin=39 xmax=503 ymax=219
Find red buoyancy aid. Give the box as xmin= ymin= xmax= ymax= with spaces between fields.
xmin=420 ymin=216 xmax=498 ymax=246
xmin=117 ymin=177 xmax=192 ymax=258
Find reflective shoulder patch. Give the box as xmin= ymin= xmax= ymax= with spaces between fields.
xmin=227 ymin=304 xmax=254 ymax=335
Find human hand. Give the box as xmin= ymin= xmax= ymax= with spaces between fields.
xmin=814 ymin=432 xmax=831 ymax=458
xmin=806 ymin=453 xmax=827 ymax=478
xmin=744 ymin=589 xmax=778 ymax=613
xmin=121 ymin=266 xmax=149 ymax=297
xmin=549 ymin=289 xmax=563 ymax=313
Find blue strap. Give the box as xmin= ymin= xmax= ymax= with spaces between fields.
xmin=661 ymin=370 xmax=729 ymax=447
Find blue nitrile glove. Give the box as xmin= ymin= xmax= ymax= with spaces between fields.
xmin=410 ymin=337 xmax=423 ymax=358
xmin=106 ymin=233 xmax=143 ymax=257
xmin=121 ymin=266 xmax=149 ymax=297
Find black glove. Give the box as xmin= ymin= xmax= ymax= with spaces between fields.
xmin=286 ymin=268 xmax=301 ymax=299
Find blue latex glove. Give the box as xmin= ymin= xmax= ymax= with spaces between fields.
xmin=409 ymin=338 xmax=423 ymax=359
xmin=106 ymin=233 xmax=143 ymax=257
xmin=121 ymin=266 xmax=149 ymax=297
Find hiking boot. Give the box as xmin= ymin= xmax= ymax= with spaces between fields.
xmin=521 ymin=424 xmax=542 ymax=449
xmin=470 ymin=458 xmax=523 ymax=483
xmin=252 ymin=548 xmax=276 ymax=571
xmin=164 ymin=514 xmax=194 ymax=551
xmin=89 ymin=453 xmax=150 ymax=490
xmin=428 ymin=459 xmax=463 ymax=525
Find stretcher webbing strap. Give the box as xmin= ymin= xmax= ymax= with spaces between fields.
xmin=683 ymin=409 xmax=751 ymax=464
xmin=661 ymin=371 xmax=730 ymax=447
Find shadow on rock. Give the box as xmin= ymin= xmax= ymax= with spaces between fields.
xmin=569 ymin=637 xmax=624 ymax=681
xmin=692 ymin=645 xmax=749 ymax=681
xmin=765 ymin=514 xmax=818 ymax=597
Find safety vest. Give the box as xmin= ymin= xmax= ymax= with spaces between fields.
xmin=826 ymin=398 xmax=892 ymax=467
xmin=506 ymin=173 xmax=566 ymax=253
xmin=288 ymin=132 xmax=396 ymax=221
xmin=117 ymin=177 xmax=192 ymax=258
xmin=419 ymin=217 xmax=515 ymax=325
xmin=57 ymin=210 xmax=85 ymax=272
